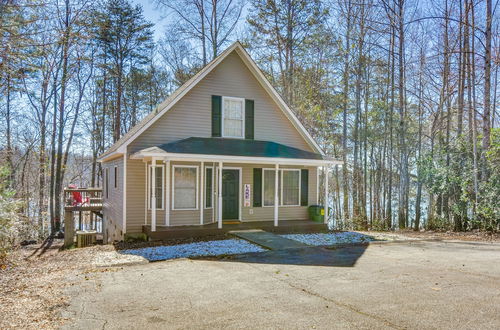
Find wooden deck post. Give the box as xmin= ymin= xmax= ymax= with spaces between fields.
xmin=274 ymin=163 xmax=279 ymax=227
xmin=64 ymin=210 xmax=74 ymax=247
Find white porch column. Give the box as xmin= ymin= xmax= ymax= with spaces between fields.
xmin=123 ymin=154 xmax=127 ymax=234
xmin=151 ymin=157 xmax=157 ymax=232
xmin=324 ymin=165 xmax=329 ymax=224
xmin=164 ymin=159 xmax=170 ymax=226
xmin=210 ymin=162 xmax=218 ymax=222
xmin=218 ymin=161 xmax=223 ymax=229
xmin=200 ymin=161 xmax=204 ymax=225
xmin=274 ymin=163 xmax=279 ymax=227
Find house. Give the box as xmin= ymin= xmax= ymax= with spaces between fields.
xmin=98 ymin=41 xmax=341 ymax=242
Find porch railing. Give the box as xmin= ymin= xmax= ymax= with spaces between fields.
xmin=64 ymin=188 xmax=102 ymax=210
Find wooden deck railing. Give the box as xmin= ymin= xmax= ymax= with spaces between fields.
xmin=64 ymin=188 xmax=102 ymax=211
xmin=63 ymin=187 xmax=103 ymax=247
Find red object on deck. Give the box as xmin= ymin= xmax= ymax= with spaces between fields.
xmin=69 ymin=184 xmax=88 ymax=206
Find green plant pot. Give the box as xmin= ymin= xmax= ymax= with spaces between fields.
xmin=308 ymin=205 xmax=324 ymax=222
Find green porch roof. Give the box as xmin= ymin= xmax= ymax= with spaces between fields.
xmin=157 ymin=137 xmax=324 ymax=160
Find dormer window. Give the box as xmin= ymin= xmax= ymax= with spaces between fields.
xmin=222 ymin=96 xmax=245 ymax=138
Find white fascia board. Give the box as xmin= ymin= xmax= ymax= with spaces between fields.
xmin=131 ymin=151 xmax=342 ymax=166
xmin=97 ymin=150 xmax=124 ymax=163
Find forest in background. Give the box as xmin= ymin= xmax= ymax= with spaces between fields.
xmin=1 ymin=0 xmax=499 ymax=249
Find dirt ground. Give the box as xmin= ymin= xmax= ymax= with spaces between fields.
xmin=1 ymin=231 xmax=499 ymax=329
xmin=0 ymin=239 xmax=128 ymax=329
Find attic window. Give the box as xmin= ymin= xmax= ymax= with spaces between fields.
xmin=222 ymin=96 xmax=244 ymax=138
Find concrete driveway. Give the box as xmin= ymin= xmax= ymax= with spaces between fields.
xmin=62 ymin=240 xmax=500 ymax=329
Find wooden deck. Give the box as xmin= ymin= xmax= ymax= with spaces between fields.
xmin=143 ymin=220 xmax=328 ymax=240
xmin=64 ymin=188 xmax=103 ymax=247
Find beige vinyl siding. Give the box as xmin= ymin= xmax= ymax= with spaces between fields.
xmin=126 ymin=158 xmax=146 ymax=234
xmin=128 ymin=52 xmax=313 ymax=155
xmin=140 ymin=161 xmax=215 ymax=228
xmin=124 ymin=160 xmax=318 ymax=232
xmin=102 ymin=157 xmax=124 ymax=241
xmin=231 ymin=163 xmax=317 ymax=222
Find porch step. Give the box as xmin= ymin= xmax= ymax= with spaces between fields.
xmin=229 ymin=230 xmax=309 ymax=250
xmin=143 ymin=220 xmax=328 ymax=241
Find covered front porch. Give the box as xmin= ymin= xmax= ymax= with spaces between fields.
xmin=143 ymin=220 xmax=328 ymax=240
xmin=130 ymin=137 xmax=341 ymax=234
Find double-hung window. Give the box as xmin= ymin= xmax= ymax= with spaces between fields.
xmin=173 ymin=166 xmax=198 ymax=210
xmin=148 ymin=164 xmax=164 ymax=210
xmin=263 ymin=169 xmax=280 ymax=206
xmin=262 ymin=169 xmax=301 ymax=207
xmin=281 ymin=169 xmax=300 ymax=206
xmin=222 ymin=96 xmax=244 ymax=138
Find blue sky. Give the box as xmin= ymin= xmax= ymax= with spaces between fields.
xmin=129 ymin=0 xmax=250 ymax=42
xmin=130 ymin=0 xmax=166 ymax=40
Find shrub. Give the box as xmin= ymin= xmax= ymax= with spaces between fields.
xmin=0 ymin=167 xmax=23 ymax=260
xmin=124 ymin=233 xmax=148 ymax=243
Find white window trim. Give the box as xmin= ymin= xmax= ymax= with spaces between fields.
xmin=204 ymin=166 xmax=214 ymax=209
xmin=147 ymin=164 xmax=165 ymax=210
xmin=262 ymin=168 xmax=301 ymax=207
xmin=172 ymin=165 xmax=199 ymax=211
xmin=221 ymin=96 xmax=245 ymax=139
xmin=281 ymin=169 xmax=301 ymax=207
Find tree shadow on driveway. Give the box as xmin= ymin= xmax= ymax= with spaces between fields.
xmin=211 ymin=244 xmax=369 ymax=267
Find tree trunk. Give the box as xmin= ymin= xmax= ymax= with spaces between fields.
xmin=341 ymin=0 xmax=352 ymax=223
xmin=482 ymin=0 xmax=492 ymax=155
xmin=54 ymin=0 xmax=71 ymax=233
xmin=386 ymin=24 xmax=396 ymax=229
xmin=415 ymin=48 xmax=424 ymax=231
xmin=397 ymin=0 xmax=408 ymax=230
xmin=5 ymin=73 xmax=14 ymax=186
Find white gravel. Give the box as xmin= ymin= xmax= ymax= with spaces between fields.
xmin=120 ymin=239 xmax=266 ymax=261
xmin=281 ymin=231 xmax=416 ymax=246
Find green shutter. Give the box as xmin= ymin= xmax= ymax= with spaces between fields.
xmin=245 ymin=99 xmax=254 ymax=139
xmin=301 ymin=169 xmax=309 ymax=206
xmin=206 ymin=168 xmax=212 ymax=208
xmin=212 ymin=95 xmax=222 ymax=137
xmin=253 ymin=168 xmax=262 ymax=207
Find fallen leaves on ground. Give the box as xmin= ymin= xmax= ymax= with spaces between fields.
xmin=0 ymin=239 xmax=116 ymax=330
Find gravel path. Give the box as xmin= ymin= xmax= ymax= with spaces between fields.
xmin=281 ymin=231 xmax=418 ymax=246
xmin=120 ymin=239 xmax=266 ymax=261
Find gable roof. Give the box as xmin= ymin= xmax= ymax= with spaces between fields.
xmin=98 ymin=41 xmax=324 ymax=162
xmin=156 ymin=137 xmax=324 ymax=160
